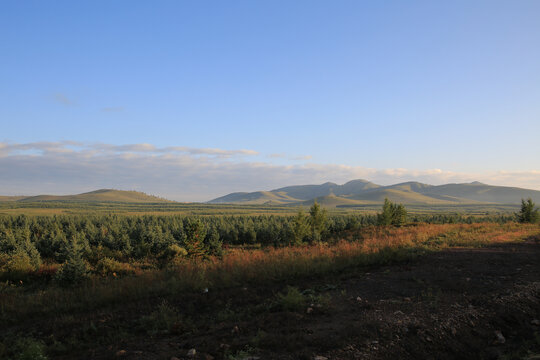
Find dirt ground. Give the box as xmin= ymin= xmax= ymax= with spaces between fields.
xmin=14 ymin=237 xmax=540 ymax=360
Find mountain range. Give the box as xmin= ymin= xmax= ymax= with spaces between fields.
xmin=0 ymin=189 xmax=173 ymax=203
xmin=209 ymin=180 xmax=540 ymax=206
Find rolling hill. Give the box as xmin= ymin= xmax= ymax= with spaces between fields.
xmin=209 ymin=180 xmax=540 ymax=206
xmin=1 ymin=189 xmax=173 ymax=203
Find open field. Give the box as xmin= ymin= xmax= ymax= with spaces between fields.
xmin=0 ymin=201 xmax=522 ymax=217
xmin=1 ymin=222 xmax=539 ymax=359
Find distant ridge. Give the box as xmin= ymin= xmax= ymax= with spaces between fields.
xmin=209 ymin=180 xmax=540 ymax=206
xmin=0 ymin=189 xmax=174 ymax=203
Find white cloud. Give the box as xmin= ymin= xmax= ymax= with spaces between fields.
xmin=0 ymin=141 xmax=538 ymax=201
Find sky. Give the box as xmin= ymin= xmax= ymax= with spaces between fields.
xmin=1 ymin=0 xmax=539 ymax=201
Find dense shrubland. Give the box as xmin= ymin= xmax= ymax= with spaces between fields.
xmin=0 ymin=208 xmax=519 ymax=284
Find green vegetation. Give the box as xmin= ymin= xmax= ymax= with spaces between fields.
xmin=377 ymin=198 xmax=407 ymax=226
xmin=0 ymin=337 xmax=48 ymax=360
xmin=517 ymin=198 xmax=539 ymax=224
xmin=54 ymin=238 xmax=89 ymax=286
xmin=308 ymin=201 xmax=327 ymax=242
xmin=274 ymin=286 xmax=332 ymax=312
xmin=275 ymin=286 xmax=307 ymax=312
xmin=140 ymin=300 xmax=181 ymax=335
xmin=0 ymin=220 xmax=538 ymax=359
xmin=0 ymin=208 xmax=524 ymax=285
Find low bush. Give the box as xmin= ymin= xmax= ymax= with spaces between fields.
xmin=94 ymin=257 xmax=134 ymax=276
xmin=275 ymin=286 xmax=307 ymax=312
xmin=140 ymin=300 xmax=181 ymax=335
xmin=0 ymin=337 xmax=48 ymax=360
xmin=0 ymin=244 xmax=42 ymax=281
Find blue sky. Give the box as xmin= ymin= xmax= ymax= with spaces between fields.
xmin=1 ymin=1 xmax=539 ymax=200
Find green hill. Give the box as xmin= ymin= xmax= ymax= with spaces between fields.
xmin=418 ymin=182 xmax=539 ymax=204
xmin=0 ymin=196 xmax=27 ymax=202
xmin=209 ymin=180 xmax=540 ymax=207
xmin=8 ymin=189 xmax=173 ymax=203
xmin=209 ymin=191 xmax=298 ymax=205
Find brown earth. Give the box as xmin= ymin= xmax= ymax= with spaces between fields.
xmin=8 ymin=238 xmax=540 ymax=360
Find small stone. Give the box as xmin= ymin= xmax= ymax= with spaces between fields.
xmin=116 ymin=350 xmax=127 ymax=357
xmin=494 ymin=330 xmax=505 ymax=344
xmin=232 ymin=325 xmax=240 ymax=334
xmin=426 ymin=336 xmax=432 ymax=342
xmin=356 ymin=296 xmax=362 ymax=302
xmin=306 ymin=307 xmax=314 ymax=314
xmin=371 ymin=340 xmax=379 ymax=344
xmin=531 ymin=319 xmax=540 ymax=326
xmin=187 ymin=348 xmax=197 ymax=357
xmin=313 ymin=356 xmax=328 ymax=360
xmin=404 ymin=297 xmax=411 ymax=302
xmin=466 ymin=277 xmax=471 ymax=281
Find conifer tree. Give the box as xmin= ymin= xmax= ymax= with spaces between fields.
xmin=55 ymin=234 xmax=89 ymax=286
xmin=517 ymin=198 xmax=539 ymax=223
xmin=309 ymin=201 xmax=327 ymax=242
xmin=291 ymin=209 xmax=309 ymax=245
xmin=377 ymin=198 xmax=407 ymax=226
xmin=183 ymin=218 xmax=207 ymax=259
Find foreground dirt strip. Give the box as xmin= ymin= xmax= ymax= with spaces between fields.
xmin=55 ymin=237 xmax=539 ymax=360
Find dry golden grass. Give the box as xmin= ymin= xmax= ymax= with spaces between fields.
xmin=1 ymin=223 xmax=538 ymax=322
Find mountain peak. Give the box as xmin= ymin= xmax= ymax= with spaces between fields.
xmin=469 ymin=181 xmax=485 ymax=185
xmin=208 ymin=179 xmax=540 ymax=206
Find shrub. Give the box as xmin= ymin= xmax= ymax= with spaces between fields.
xmin=275 ymin=286 xmax=307 ymax=312
xmin=4 ymin=248 xmax=34 ymax=276
xmin=140 ymin=300 xmax=181 ymax=335
xmin=158 ymin=244 xmax=188 ymax=267
xmin=95 ymin=257 xmax=133 ymax=276
xmin=12 ymin=337 xmax=48 ymax=360
xmin=0 ymin=243 xmax=42 ymax=280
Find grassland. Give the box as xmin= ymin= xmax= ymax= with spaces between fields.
xmin=0 ymin=200 xmax=521 ymax=217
